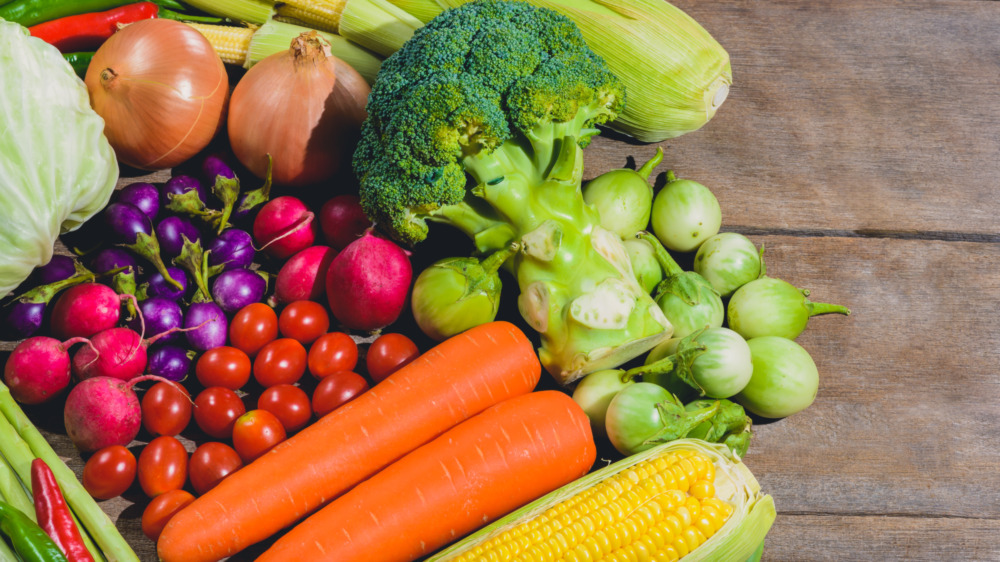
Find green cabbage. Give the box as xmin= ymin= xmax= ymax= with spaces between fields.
xmin=0 ymin=20 xmax=118 ymax=295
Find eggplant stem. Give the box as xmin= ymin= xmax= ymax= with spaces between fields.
xmin=807 ymin=301 xmax=851 ymax=317
xmin=636 ymin=147 xmax=664 ymax=180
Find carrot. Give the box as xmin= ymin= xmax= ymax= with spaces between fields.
xmin=257 ymin=390 xmax=596 ymax=562
xmin=156 ymin=321 xmax=541 ymax=562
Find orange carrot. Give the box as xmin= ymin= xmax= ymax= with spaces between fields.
xmin=257 ymin=390 xmax=596 ymax=562
xmin=157 ymin=321 xmax=541 ymax=562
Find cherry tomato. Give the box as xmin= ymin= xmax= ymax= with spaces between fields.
xmin=312 ymin=371 xmax=369 ymax=417
xmin=82 ymin=445 xmax=136 ymax=500
xmin=257 ymin=384 xmax=312 ymax=433
xmin=193 ymin=387 xmax=247 ymax=439
xmin=229 ymin=303 xmax=279 ymax=358
xmin=253 ymin=338 xmax=307 ymax=387
xmin=188 ymin=442 xmax=243 ymax=496
xmin=137 ymin=436 xmax=188 ymax=498
xmin=141 ymin=382 xmax=192 ymax=437
xmin=278 ymin=301 xmax=330 ymax=345
xmin=196 ymin=346 xmax=252 ymax=390
xmin=232 ymin=410 xmax=287 ymax=463
xmin=308 ymin=332 xmax=359 ymax=379
xmin=142 ymin=489 xmax=195 ymax=541
xmin=366 ymin=333 xmax=419 ymax=383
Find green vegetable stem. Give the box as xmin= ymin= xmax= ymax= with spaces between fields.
xmin=638 ymin=232 xmax=724 ymax=339
xmin=0 ymin=501 xmax=68 ymax=562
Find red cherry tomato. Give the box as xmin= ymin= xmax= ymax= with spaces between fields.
xmin=193 ymin=387 xmax=247 ymax=439
xmin=253 ymin=338 xmax=307 ymax=387
xmin=188 ymin=442 xmax=243 ymax=496
xmin=196 ymin=346 xmax=252 ymax=390
xmin=257 ymin=384 xmax=312 ymax=433
xmin=366 ymin=333 xmax=420 ymax=383
xmin=308 ymin=332 xmax=358 ymax=379
xmin=229 ymin=303 xmax=279 ymax=358
xmin=137 ymin=436 xmax=188 ymax=498
xmin=232 ymin=410 xmax=287 ymax=463
xmin=141 ymin=382 xmax=192 ymax=437
xmin=278 ymin=301 xmax=330 ymax=345
xmin=142 ymin=489 xmax=195 ymax=541
xmin=312 ymin=371 xmax=369 ymax=417
xmin=82 ymin=445 xmax=136 ymax=500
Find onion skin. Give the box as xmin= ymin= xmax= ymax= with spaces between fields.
xmin=228 ymin=32 xmax=370 ymax=187
xmin=85 ymin=19 xmax=229 ymax=170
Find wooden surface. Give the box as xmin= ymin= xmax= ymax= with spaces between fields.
xmin=6 ymin=0 xmax=1000 ymax=560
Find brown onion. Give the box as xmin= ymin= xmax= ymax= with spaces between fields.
xmin=228 ymin=32 xmax=370 ymax=187
xmin=85 ymin=19 xmax=228 ymax=171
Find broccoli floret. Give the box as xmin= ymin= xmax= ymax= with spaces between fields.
xmin=356 ymin=0 xmax=671 ymax=383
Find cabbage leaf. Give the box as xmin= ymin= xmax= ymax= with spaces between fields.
xmin=0 ymin=20 xmax=118 ymax=295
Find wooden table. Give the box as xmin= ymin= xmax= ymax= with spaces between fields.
xmin=8 ymin=0 xmax=1000 ymax=560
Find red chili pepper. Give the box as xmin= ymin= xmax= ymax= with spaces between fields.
xmin=30 ymin=459 xmax=95 ymax=562
xmin=27 ymin=2 xmax=158 ymax=53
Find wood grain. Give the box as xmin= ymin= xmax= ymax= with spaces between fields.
xmin=585 ymin=0 xmax=1000 ymax=240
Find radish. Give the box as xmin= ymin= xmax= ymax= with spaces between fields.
xmin=325 ymin=231 xmax=412 ymax=331
xmin=49 ymin=282 xmax=126 ymax=339
xmin=3 ymin=336 xmax=94 ymax=404
xmin=275 ymin=245 xmax=336 ymax=304
xmin=64 ymin=375 xmax=166 ymax=452
xmin=252 ymin=196 xmax=317 ymax=259
xmin=319 ymin=195 xmax=371 ymax=250
xmin=73 ymin=313 xmax=191 ymax=381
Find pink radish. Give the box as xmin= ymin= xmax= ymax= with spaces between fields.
xmin=325 ymin=231 xmax=412 ymax=331
xmin=72 ymin=312 xmax=194 ymax=381
xmin=252 ymin=196 xmax=318 ymax=259
xmin=64 ymin=375 xmax=166 ymax=452
xmin=319 ymin=195 xmax=372 ymax=250
xmin=50 ymin=283 xmax=134 ymax=339
xmin=2 ymin=336 xmax=94 ymax=404
xmin=274 ymin=245 xmax=337 ymax=304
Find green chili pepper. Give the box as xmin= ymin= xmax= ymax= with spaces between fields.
xmin=62 ymin=52 xmax=94 ymax=79
xmin=0 ymin=501 xmax=69 ymax=562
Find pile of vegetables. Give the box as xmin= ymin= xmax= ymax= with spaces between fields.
xmin=0 ymin=0 xmax=855 ymax=560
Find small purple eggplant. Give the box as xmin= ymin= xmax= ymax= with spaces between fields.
xmin=207 ymin=229 xmax=255 ymax=271
xmin=34 ymin=255 xmax=78 ymax=285
xmin=105 ymin=202 xmax=181 ymax=290
xmin=156 ymin=216 xmax=202 ymax=257
xmin=128 ymin=297 xmax=185 ymax=344
xmin=117 ymin=182 xmax=160 ymax=222
xmin=144 ymin=267 xmax=190 ymax=302
xmin=147 ymin=345 xmax=195 ymax=382
xmin=211 ymin=269 xmax=267 ymax=315
xmin=184 ymin=301 xmax=227 ymax=351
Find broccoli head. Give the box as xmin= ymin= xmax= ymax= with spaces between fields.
xmin=355 ymin=0 xmax=671 ymax=383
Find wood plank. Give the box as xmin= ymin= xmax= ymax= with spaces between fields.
xmin=731 ymin=235 xmax=1000 ymax=559
xmin=763 ymin=515 xmax=1000 ymax=561
xmin=584 ymin=0 xmax=1000 ymax=239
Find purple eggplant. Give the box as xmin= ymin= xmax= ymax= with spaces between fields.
xmin=91 ymin=248 xmax=138 ymax=274
xmin=156 ymin=216 xmax=202 ymax=257
xmin=211 ymin=269 xmax=267 ymax=314
xmin=207 ymin=229 xmax=255 ymax=271
xmin=35 ymin=255 xmax=78 ymax=285
xmin=162 ymin=175 xmax=207 ymax=206
xmin=184 ymin=301 xmax=227 ymax=351
xmin=105 ymin=202 xmax=181 ymax=290
xmin=117 ymin=182 xmax=160 ymax=222
xmin=128 ymin=297 xmax=185 ymax=344
xmin=147 ymin=345 xmax=194 ymax=382
xmin=144 ymin=267 xmax=190 ymax=301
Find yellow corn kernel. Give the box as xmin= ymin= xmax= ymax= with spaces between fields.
xmin=274 ymin=0 xmax=345 ymax=33
xmin=689 ymin=479 xmax=714 ymax=500
xmin=186 ymin=23 xmax=254 ymax=66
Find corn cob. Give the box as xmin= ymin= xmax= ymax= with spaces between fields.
xmin=187 ymin=22 xmax=255 ymax=65
xmin=275 ymin=0 xmax=347 ymax=33
xmin=430 ymin=440 xmax=774 ymax=562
